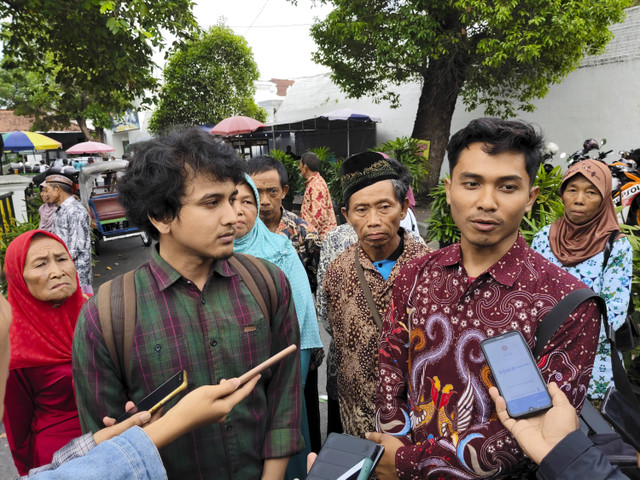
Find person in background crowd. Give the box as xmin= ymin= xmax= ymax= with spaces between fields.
xmin=323 ymin=151 xmax=431 ymax=440
xmin=3 ymin=230 xmax=88 ymax=475
xmin=246 ymin=155 xmax=321 ymax=291
xmin=37 ymin=182 xmax=56 ymax=231
xmin=299 ymin=152 xmax=337 ymax=241
xmin=371 ymin=118 xmax=601 ymax=479
xmin=531 ymin=159 xmax=632 ymax=403
xmin=45 ymin=173 xmax=92 ymax=294
xmin=285 ymin=145 xmax=299 ymax=161
xmin=247 ymin=155 xmax=324 ymax=452
xmin=234 ymin=174 xmax=322 ymax=479
xmin=316 ymin=155 xmax=426 ymax=437
xmin=73 ymin=128 xmax=303 ymax=479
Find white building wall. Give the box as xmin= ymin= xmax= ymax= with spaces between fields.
xmin=275 ymin=6 xmax=640 ymax=179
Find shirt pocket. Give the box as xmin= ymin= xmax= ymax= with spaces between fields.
xmin=130 ymin=333 xmax=189 ymax=402
xmin=222 ymin=313 xmax=272 ymax=380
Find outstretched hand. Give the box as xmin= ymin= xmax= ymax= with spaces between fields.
xmin=489 ymin=382 xmax=579 ymax=464
xmin=94 ymin=410 xmax=153 ymax=445
xmin=144 ymin=375 xmax=261 ymax=449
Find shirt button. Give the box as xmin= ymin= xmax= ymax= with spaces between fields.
xmin=226 ymin=424 xmax=233 ymax=431
xmin=210 ymin=339 xmax=217 ymax=347
xmin=201 ymin=298 xmax=206 ymax=305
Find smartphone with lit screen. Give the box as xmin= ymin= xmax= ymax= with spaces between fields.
xmin=118 ymin=369 xmax=188 ymax=422
xmin=481 ymin=331 xmax=552 ymax=418
xmin=307 ymin=433 xmax=384 ymax=480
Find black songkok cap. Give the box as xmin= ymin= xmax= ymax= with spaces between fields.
xmin=340 ymin=151 xmax=399 ymax=200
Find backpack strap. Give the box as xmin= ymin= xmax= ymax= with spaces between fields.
xmin=534 ymin=288 xmax=604 ymax=358
xmin=96 ymin=270 xmax=136 ymax=389
xmin=229 ymin=253 xmax=278 ymax=321
xmin=601 ymin=230 xmax=621 ymax=271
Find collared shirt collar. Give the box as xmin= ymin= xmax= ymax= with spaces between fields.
xmin=436 ymin=233 xmax=528 ymax=287
xmin=149 ymin=245 xmax=235 ymax=292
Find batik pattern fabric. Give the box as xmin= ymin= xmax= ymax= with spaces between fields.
xmin=532 ymin=224 xmax=632 ymax=399
xmin=50 ymin=196 xmax=92 ymax=288
xmin=317 ymin=224 xmax=424 ymax=401
xmin=377 ymin=234 xmax=601 ymax=479
xmin=278 ymin=208 xmax=322 ymax=293
xmin=323 ymin=231 xmax=430 ymax=439
xmin=300 ymin=172 xmax=337 ymax=241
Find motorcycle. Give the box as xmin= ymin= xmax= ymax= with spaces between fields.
xmin=562 ymin=138 xmax=613 ymax=167
xmin=610 ymin=148 xmax=640 ymax=226
xmin=541 ymin=142 xmax=559 ymax=174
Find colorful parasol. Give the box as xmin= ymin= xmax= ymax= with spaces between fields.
xmin=2 ymin=131 xmax=62 ymax=152
xmin=66 ymin=141 xmax=115 ymax=154
xmin=210 ymin=116 xmax=266 ymax=136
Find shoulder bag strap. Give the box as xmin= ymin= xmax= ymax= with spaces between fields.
xmin=229 ymin=254 xmax=274 ymax=322
xmin=354 ymin=248 xmax=383 ymax=330
xmin=97 ymin=278 xmax=120 ymax=374
xmin=121 ymin=270 xmax=136 ymax=388
xmin=601 ymin=230 xmax=620 ymax=271
xmin=534 ymin=288 xmax=604 ymax=358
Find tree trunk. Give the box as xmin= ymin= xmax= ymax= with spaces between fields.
xmin=411 ymin=57 xmax=466 ymax=193
xmin=76 ymin=117 xmax=96 ymax=142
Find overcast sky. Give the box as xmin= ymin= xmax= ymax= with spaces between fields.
xmin=191 ymin=0 xmax=332 ymax=80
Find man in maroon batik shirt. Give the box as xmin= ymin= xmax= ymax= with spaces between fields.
xmin=368 ymin=118 xmax=601 ymax=480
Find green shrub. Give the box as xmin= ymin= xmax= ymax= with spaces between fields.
xmin=270 ymin=148 xmax=305 ymax=196
xmin=375 ymin=136 xmax=429 ymax=194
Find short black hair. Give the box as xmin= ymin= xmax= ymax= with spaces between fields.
xmin=447 ymin=117 xmax=544 ymax=186
xmin=246 ymin=155 xmax=288 ymax=188
xmin=118 ymin=127 xmax=244 ymax=241
xmin=300 ymin=152 xmax=320 ymax=172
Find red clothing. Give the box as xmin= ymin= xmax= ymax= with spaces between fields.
xmin=5 ymin=230 xmax=85 ymax=370
xmin=301 ymin=172 xmax=337 ymax=240
xmin=3 ymin=363 xmax=82 ymax=475
xmin=377 ymin=234 xmax=601 ymax=479
xmin=3 ymin=230 xmax=87 ymax=474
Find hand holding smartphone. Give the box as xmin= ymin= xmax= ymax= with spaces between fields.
xmin=238 ymin=344 xmax=297 ymax=385
xmin=481 ymin=331 xmax=552 ymax=418
xmin=117 ymin=344 xmax=296 ymax=422
xmin=118 ymin=370 xmax=188 ymax=422
xmin=307 ymin=433 xmax=384 ymax=480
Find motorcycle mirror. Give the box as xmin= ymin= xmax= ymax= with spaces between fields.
xmin=543 ymin=142 xmax=559 ymax=155
xmin=601 ymin=138 xmax=607 ymax=147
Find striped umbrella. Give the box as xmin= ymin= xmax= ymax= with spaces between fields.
xmin=2 ymin=131 xmax=62 ymax=152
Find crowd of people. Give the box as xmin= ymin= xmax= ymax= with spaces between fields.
xmin=0 ymin=117 xmax=637 ymax=479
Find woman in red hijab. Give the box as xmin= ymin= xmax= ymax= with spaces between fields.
xmin=3 ymin=230 xmax=88 ymax=474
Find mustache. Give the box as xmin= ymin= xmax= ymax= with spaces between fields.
xmin=467 ymin=214 xmax=502 ymax=224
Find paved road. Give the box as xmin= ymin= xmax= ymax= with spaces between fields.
xmin=0 ymin=235 xmax=330 ymax=478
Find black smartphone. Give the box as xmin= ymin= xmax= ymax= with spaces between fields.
xmin=601 ymin=386 xmax=640 ymax=452
xmin=306 ymin=433 xmax=384 ymax=480
xmin=481 ymin=331 xmax=552 ymax=418
xmin=117 ymin=370 xmax=188 ymax=422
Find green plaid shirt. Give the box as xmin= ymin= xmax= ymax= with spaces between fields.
xmin=72 ymin=247 xmax=303 ymax=479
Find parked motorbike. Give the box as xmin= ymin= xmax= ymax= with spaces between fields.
xmin=610 ymin=148 xmax=640 ymax=226
xmin=562 ymin=138 xmax=613 ymax=166
xmin=541 ymin=142 xmax=559 ymax=174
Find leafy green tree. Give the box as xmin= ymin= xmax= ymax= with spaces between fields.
xmin=0 ymin=0 xmax=197 ymax=140
xmin=149 ymin=25 xmax=266 ymax=133
xmin=307 ymin=0 xmax=629 ymax=191
xmin=0 ymin=58 xmax=114 ymax=140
